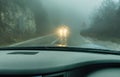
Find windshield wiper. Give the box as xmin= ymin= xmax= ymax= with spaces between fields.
xmin=0 ymin=46 xmax=120 ymax=55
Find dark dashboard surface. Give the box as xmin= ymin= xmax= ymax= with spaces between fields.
xmin=0 ymin=48 xmax=120 ymax=75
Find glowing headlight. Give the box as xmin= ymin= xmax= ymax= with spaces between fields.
xmin=57 ymin=26 xmax=69 ymax=38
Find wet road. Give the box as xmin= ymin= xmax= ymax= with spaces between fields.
xmin=9 ymin=34 xmax=107 ymax=50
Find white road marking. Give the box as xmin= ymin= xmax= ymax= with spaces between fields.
xmin=51 ymin=38 xmax=59 ymax=45
xmin=80 ymin=35 xmax=93 ymax=43
xmin=9 ymin=34 xmax=54 ymax=47
xmin=78 ymin=35 xmax=109 ymax=49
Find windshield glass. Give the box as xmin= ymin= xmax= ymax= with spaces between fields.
xmin=0 ymin=0 xmax=120 ymax=51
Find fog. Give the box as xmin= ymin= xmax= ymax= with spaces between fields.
xmin=0 ymin=0 xmax=119 ymax=49
xmin=39 ymin=0 xmax=120 ymax=43
xmin=40 ymin=0 xmax=103 ymax=34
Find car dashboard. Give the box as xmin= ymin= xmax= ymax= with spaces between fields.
xmin=0 ymin=47 xmax=120 ymax=77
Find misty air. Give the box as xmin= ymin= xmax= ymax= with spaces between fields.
xmin=0 ymin=0 xmax=120 ymax=51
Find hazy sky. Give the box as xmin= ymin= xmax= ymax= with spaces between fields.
xmin=40 ymin=0 xmax=104 ymax=32
xmin=41 ymin=0 xmax=103 ymax=17
xmin=52 ymin=0 xmax=103 ymax=15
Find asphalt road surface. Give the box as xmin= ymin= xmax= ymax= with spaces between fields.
xmin=9 ymin=33 xmax=108 ymax=50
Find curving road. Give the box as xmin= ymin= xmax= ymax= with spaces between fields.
xmin=9 ymin=33 xmax=108 ymax=50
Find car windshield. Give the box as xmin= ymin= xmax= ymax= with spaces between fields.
xmin=0 ymin=0 xmax=120 ymax=51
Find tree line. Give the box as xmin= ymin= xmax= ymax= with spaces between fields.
xmin=81 ymin=0 xmax=120 ymax=42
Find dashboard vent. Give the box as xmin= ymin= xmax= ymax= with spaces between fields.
xmin=8 ymin=52 xmax=39 ymax=55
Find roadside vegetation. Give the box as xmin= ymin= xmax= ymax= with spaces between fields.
xmin=0 ymin=0 xmax=51 ymax=46
xmin=81 ymin=0 xmax=120 ymax=43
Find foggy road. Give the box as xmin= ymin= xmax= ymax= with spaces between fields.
xmin=9 ymin=34 xmax=59 ymax=47
xmin=0 ymin=0 xmax=119 ymax=51
xmin=9 ymin=34 xmax=108 ymax=50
